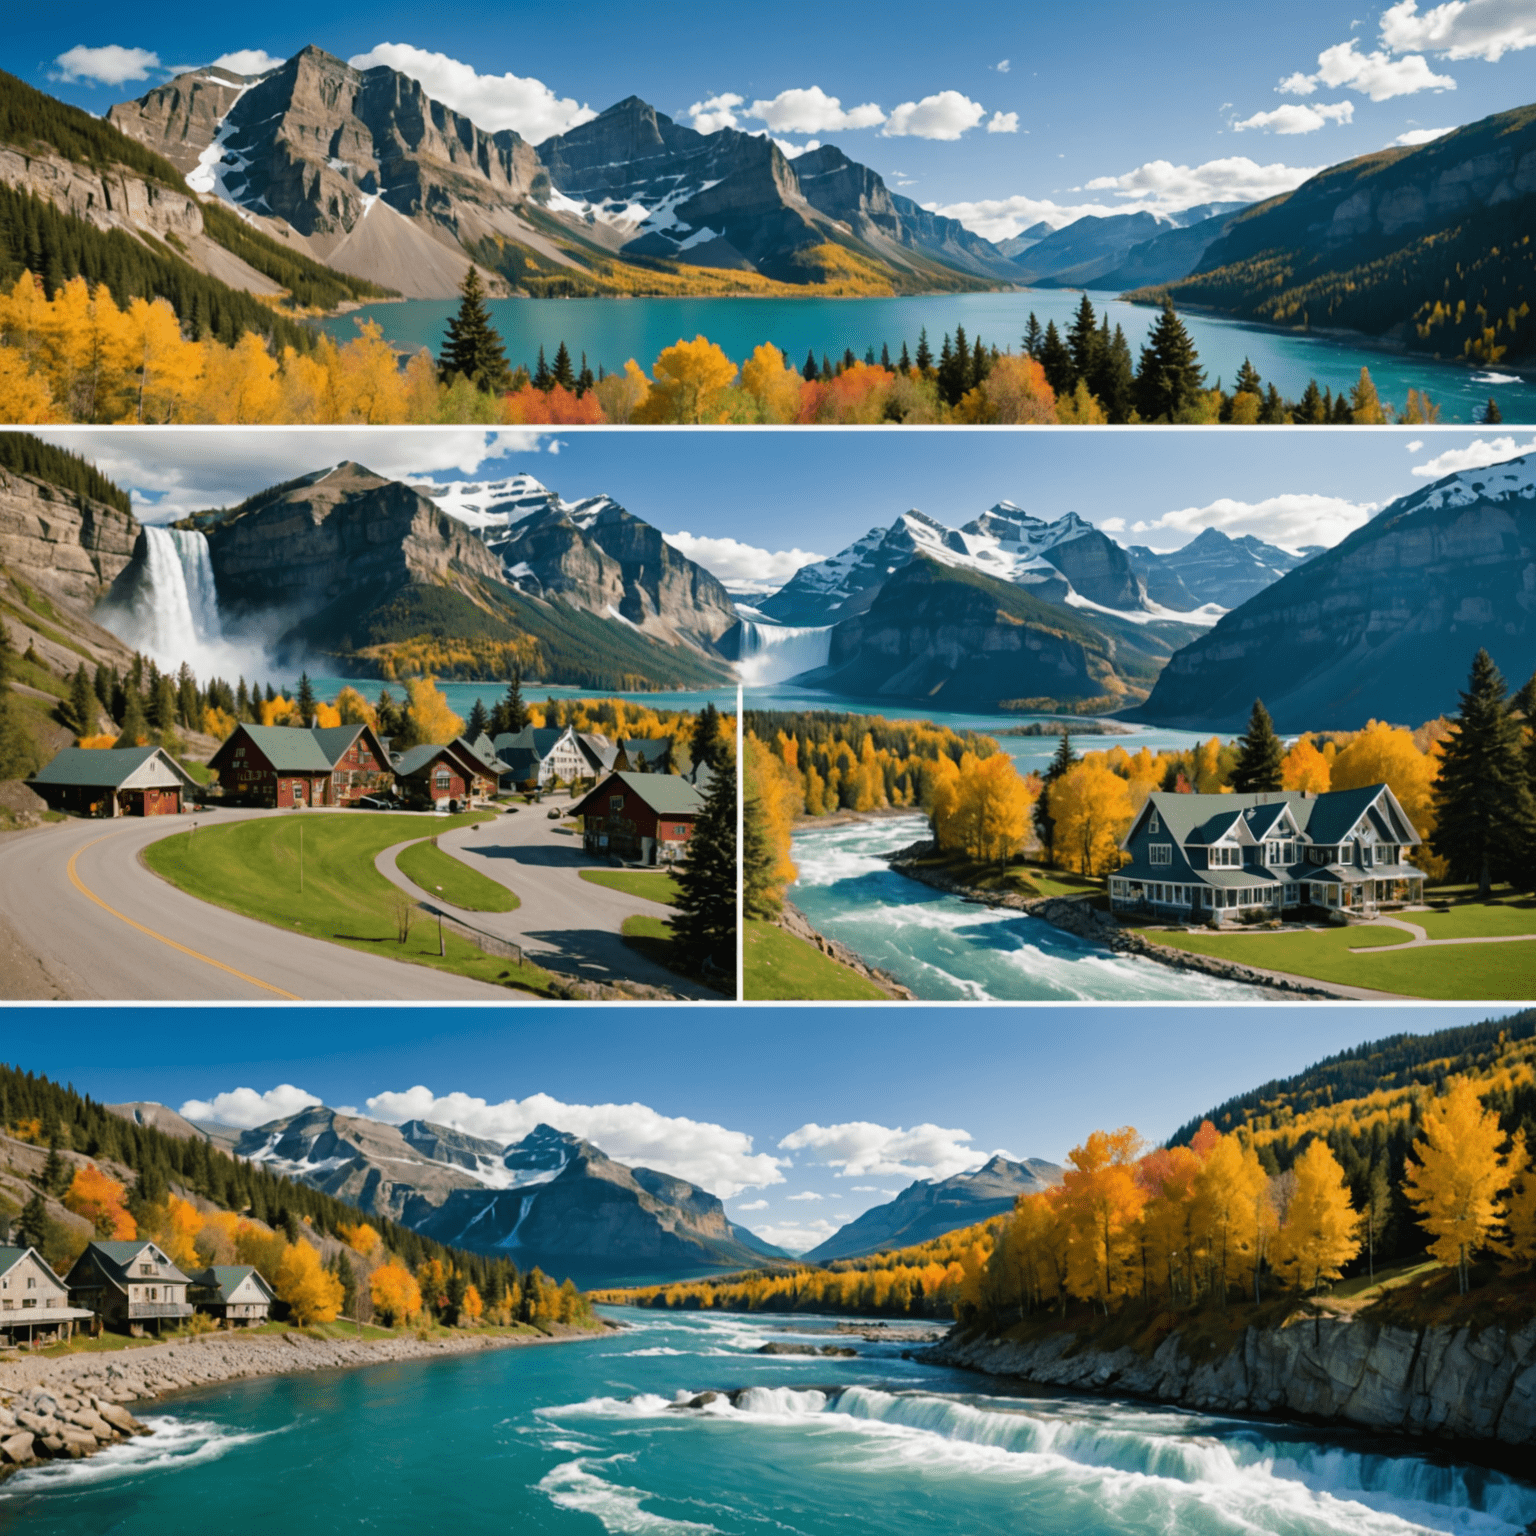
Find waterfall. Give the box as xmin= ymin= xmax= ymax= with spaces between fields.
xmin=104 ymin=526 xmax=234 ymax=672
xmin=735 ymin=620 xmax=833 ymax=686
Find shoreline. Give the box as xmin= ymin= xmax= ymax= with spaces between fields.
xmin=777 ymin=899 xmax=914 ymax=1000
xmin=0 ymin=1323 xmax=608 ymax=1480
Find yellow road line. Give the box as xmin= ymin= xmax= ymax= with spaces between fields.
xmin=67 ymin=831 xmax=301 ymax=1000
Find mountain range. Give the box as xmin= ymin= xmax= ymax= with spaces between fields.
xmin=1131 ymin=452 xmax=1536 ymax=730
xmin=803 ymin=1155 xmax=1062 ymax=1262
xmin=1008 ymin=203 xmax=1250 ymax=289
xmin=99 ymin=47 xmax=1014 ymax=298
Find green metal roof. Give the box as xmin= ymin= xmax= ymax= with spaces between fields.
xmin=30 ymin=746 xmax=191 ymax=790
xmin=0 ymin=1246 xmax=31 ymax=1273
xmin=194 ymin=1264 xmax=272 ymax=1301
xmin=309 ymin=725 xmax=366 ymax=764
xmin=577 ymin=771 xmax=703 ymax=816
xmin=227 ymin=724 xmax=335 ymax=771
xmin=394 ymin=743 xmax=461 ymax=778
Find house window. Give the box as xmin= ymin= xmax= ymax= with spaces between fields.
xmin=1149 ymin=844 xmax=1172 ymax=866
xmin=1148 ymin=811 xmax=1160 ymax=834
xmin=25 ymin=1277 xmax=35 ymax=1289
xmin=140 ymin=1264 xmax=155 ymax=1275
xmin=610 ymin=796 xmax=625 ymax=811
xmin=434 ymin=770 xmax=451 ymax=790
xmin=1208 ymin=846 xmax=1240 ymax=868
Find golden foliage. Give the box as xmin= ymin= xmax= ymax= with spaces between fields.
xmin=404 ymin=676 xmax=466 ymax=745
xmin=63 ymin=1164 xmax=135 ymax=1239
xmin=634 ymin=335 xmax=738 ymax=423
xmin=1049 ymin=761 xmax=1134 ymax=875
xmin=370 ymin=1261 xmax=423 ymax=1326
xmin=274 ymin=1240 xmax=345 ymax=1325
xmin=1271 ymin=1141 xmax=1361 ymax=1292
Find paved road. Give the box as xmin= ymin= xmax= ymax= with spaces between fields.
xmin=1350 ymin=915 xmax=1536 ymax=953
xmin=0 ymin=809 xmax=511 ymax=1002
xmin=375 ymin=804 xmax=719 ymax=1000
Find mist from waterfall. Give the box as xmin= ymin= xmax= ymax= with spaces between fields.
xmin=102 ymin=527 xmax=265 ymax=679
xmin=735 ymin=619 xmax=833 ymax=686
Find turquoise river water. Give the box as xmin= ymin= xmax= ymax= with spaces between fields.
xmin=319 ymin=289 xmax=1536 ymax=423
xmin=4 ymin=1309 xmax=1532 ymax=1536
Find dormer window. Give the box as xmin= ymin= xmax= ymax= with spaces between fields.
xmin=1148 ymin=811 xmax=1160 ymax=834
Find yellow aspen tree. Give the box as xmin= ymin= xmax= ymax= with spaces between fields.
xmin=1049 ymin=761 xmax=1134 ymax=876
xmin=113 ymin=297 xmax=198 ymax=423
xmin=740 ymin=342 xmax=803 ymax=423
xmin=405 ymin=677 xmax=466 ymax=744
xmin=195 ymin=331 xmax=282 ymax=423
xmin=334 ymin=320 xmax=408 ymax=422
xmin=0 ymin=348 xmax=58 ymax=422
xmin=276 ymin=343 xmax=334 ymax=423
xmin=461 ymin=1283 xmax=484 ymax=1323
xmin=634 ymin=335 xmax=737 ymax=423
xmin=593 ymin=358 xmax=651 ymax=423
xmin=1192 ymin=1132 xmax=1269 ymax=1305
xmin=1402 ymin=1076 xmax=1508 ymax=1293
xmin=1062 ymin=1127 xmax=1146 ymax=1311
xmin=369 ymin=1261 xmax=423 ymax=1326
xmin=1139 ymin=1144 xmax=1204 ymax=1305
xmin=1272 ymin=1141 xmax=1361 ymax=1293
xmin=275 ymin=1241 xmax=344 ymax=1325
xmin=1503 ymin=1132 xmax=1536 ymax=1271
xmin=1281 ymin=735 xmax=1332 ymax=794
xmin=401 ymin=348 xmax=444 ymax=422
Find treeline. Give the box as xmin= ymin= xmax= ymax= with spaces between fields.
xmin=1151 ymin=191 xmax=1536 ymax=367
xmin=0 ymin=1062 xmax=590 ymax=1312
xmin=0 ymin=429 xmax=131 ymax=512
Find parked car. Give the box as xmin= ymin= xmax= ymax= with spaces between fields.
xmin=358 ymin=794 xmax=400 ymax=810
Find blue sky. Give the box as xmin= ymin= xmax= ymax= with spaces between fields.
xmin=11 ymin=0 xmax=1536 ymax=237
xmin=1 ymin=1001 xmax=1502 ymax=1252
xmin=40 ymin=426 xmax=1536 ymax=591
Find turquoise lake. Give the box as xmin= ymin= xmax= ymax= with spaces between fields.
xmin=318 ymin=289 xmax=1536 ymax=423
xmin=4 ymin=1308 xmax=1531 ymax=1535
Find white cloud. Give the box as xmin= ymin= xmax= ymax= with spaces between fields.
xmin=778 ymin=1120 xmax=999 ymax=1181
xmin=749 ymin=1216 xmax=850 ymax=1254
xmin=362 ymin=1086 xmax=783 ymax=1199
xmin=36 ymin=429 xmax=549 ymax=525
xmin=688 ymin=93 xmax=744 ymax=134
xmin=1407 ymin=439 xmax=1425 ymax=451
xmin=179 ymin=1084 xmax=321 ymax=1128
xmin=1393 ymin=125 xmax=1456 ymax=143
xmin=1380 ymin=0 xmax=1536 ymax=61
xmin=987 ymin=111 xmax=1020 ymax=134
xmin=346 ymin=43 xmax=595 ymax=141
xmin=787 ymin=1191 xmax=824 ymax=1202
xmin=1234 ymin=101 xmax=1355 ymax=134
xmin=749 ymin=86 xmax=885 ymax=134
xmin=1140 ymin=494 xmax=1379 ymax=550
xmin=883 ymin=91 xmax=987 ymax=140
xmin=1100 ymin=517 xmax=1127 ymax=533
xmin=1410 ymin=435 xmax=1536 ymax=477
xmin=662 ymin=531 xmax=827 ymax=590
xmin=51 ymin=44 xmax=159 ymax=86
xmin=210 ymin=49 xmax=284 ymax=76
xmin=995 ymin=59 xmax=1012 ymax=73
xmin=1281 ymin=39 xmax=1457 ymax=100
xmin=735 ymin=1199 xmax=768 ymax=1211
xmin=1085 ymin=155 xmax=1323 ymax=205
xmin=762 ymin=135 xmax=823 ymax=159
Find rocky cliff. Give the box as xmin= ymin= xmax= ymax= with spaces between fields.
xmin=0 ymin=468 xmax=140 ymax=606
xmin=1130 ymin=453 xmax=1536 ymax=730
xmin=932 ymin=1314 xmax=1536 ymax=1448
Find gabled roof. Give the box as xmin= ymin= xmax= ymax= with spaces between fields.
xmin=309 ymin=724 xmax=366 ymax=764
xmin=1305 ymin=783 xmax=1401 ymax=844
xmin=455 ymin=735 xmax=510 ymax=773
xmin=30 ymin=746 xmax=196 ymax=791
xmin=0 ymin=1245 xmax=42 ymax=1276
xmin=193 ymin=1265 xmax=275 ymax=1302
xmin=573 ymin=771 xmax=705 ymax=817
xmin=393 ymin=742 xmax=464 ymax=778
xmin=497 ymin=746 xmax=541 ymax=779
xmin=75 ymin=1239 xmax=191 ymax=1287
xmin=1127 ymin=784 xmax=1420 ymax=853
xmin=492 ymin=726 xmax=570 ymax=759
xmin=220 ymin=723 xmax=335 ymax=771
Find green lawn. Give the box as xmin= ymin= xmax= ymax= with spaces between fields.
xmin=397 ymin=838 xmax=520 ymax=912
xmin=743 ymin=917 xmax=889 ymax=1000
xmin=620 ymin=913 xmax=732 ymax=997
xmin=1412 ymin=902 xmax=1536 ymax=939
xmin=1153 ymin=923 xmax=1536 ymax=1000
xmin=580 ymin=868 xmax=681 ymax=906
xmin=143 ymin=814 xmax=561 ymax=997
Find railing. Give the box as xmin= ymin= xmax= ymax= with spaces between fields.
xmin=127 ymin=1302 xmax=193 ymax=1318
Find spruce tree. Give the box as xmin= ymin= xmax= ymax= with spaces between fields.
xmin=466 ymin=698 xmax=489 ymax=739
xmin=114 ymin=687 xmax=149 ymax=749
xmin=742 ymin=790 xmax=779 ymax=919
xmin=296 ymin=671 xmax=317 ymax=724
xmin=670 ymin=758 xmax=737 ymax=985
xmin=505 ymin=672 xmax=528 ymax=735
xmin=1430 ymin=650 xmax=1536 ymax=896
xmin=802 ymin=348 xmax=819 ymax=381
xmin=1088 ymin=320 xmax=1135 ymax=423
xmin=1035 ymin=732 xmax=1077 ymax=865
xmin=1134 ymin=300 xmax=1204 ymax=422
xmin=0 ymin=622 xmax=38 ymax=779
xmin=880 ymin=342 xmax=891 ymax=370
xmin=898 ymin=341 xmax=911 ymax=374
xmin=1297 ymin=380 xmax=1325 ymax=424
xmin=1231 ymin=699 xmax=1284 ymax=793
xmin=914 ymin=327 xmax=933 ymax=373
xmin=1067 ymin=295 xmax=1100 ymax=383
xmin=552 ymin=341 xmax=576 ymax=391
xmin=42 ymin=1138 xmax=69 ymax=1196
xmin=437 ymin=268 xmax=512 ymax=393
xmin=821 ymin=353 xmax=833 ymax=381
xmin=1234 ymin=357 xmax=1263 ymax=397
xmin=577 ymin=352 xmax=594 ymax=395
xmin=1022 ymin=313 xmax=1043 ymax=358
xmin=67 ymin=664 xmax=95 ymax=737
xmin=1038 ymin=320 xmax=1074 ymax=398
xmin=16 ymin=1192 xmax=47 ymax=1251
xmin=691 ymin=702 xmax=727 ymax=772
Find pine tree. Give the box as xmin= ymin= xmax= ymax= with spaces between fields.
xmin=1035 ymin=732 xmax=1077 ymax=865
xmin=296 ymin=671 xmax=317 ymax=724
xmin=1134 ymin=300 xmax=1204 ymax=422
xmin=93 ymin=662 xmax=113 ymax=712
xmin=16 ymin=1192 xmax=47 ymax=1251
xmin=821 ymin=353 xmax=833 ymax=381
xmin=504 ymin=672 xmax=528 ymax=736
xmin=42 ymin=1137 xmax=69 ymax=1196
xmin=577 ymin=352 xmax=594 ymax=395
xmin=1067 ymin=295 xmax=1100 ymax=383
xmin=880 ymin=342 xmax=891 ymax=370
xmin=914 ymin=327 xmax=933 ymax=373
xmin=691 ymin=702 xmax=727 ymax=772
xmin=1430 ymin=649 xmax=1536 ymax=896
xmin=1231 ymin=699 xmax=1284 ymax=793
xmin=898 ymin=341 xmax=911 ymax=373
xmin=437 ymin=268 xmax=512 ymax=394
xmin=0 ymin=623 xmax=38 ymax=780
xmin=802 ymin=348 xmax=819 ymax=381
xmin=1038 ymin=320 xmax=1074 ymax=398
xmin=1297 ymin=380 xmax=1325 ymax=424
xmin=670 ymin=758 xmax=737 ymax=985
xmin=66 ymin=664 xmax=95 ymax=737
xmin=114 ymin=687 xmax=149 ymax=749
xmin=1022 ymin=312 xmax=1043 ymax=359
xmin=1088 ymin=320 xmax=1135 ymax=422
xmin=466 ymin=698 xmax=489 ymax=739
xmin=552 ymin=341 xmax=576 ymax=391
xmin=532 ymin=346 xmax=551 ymax=391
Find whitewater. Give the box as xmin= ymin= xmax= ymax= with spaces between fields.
xmin=6 ymin=1309 xmax=1529 ymax=1535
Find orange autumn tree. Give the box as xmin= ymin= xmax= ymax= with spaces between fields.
xmin=63 ymin=1164 xmax=135 ymax=1239
xmin=371 ymin=1262 xmax=423 ymax=1326
xmin=275 ymin=1241 xmax=345 ymax=1325
xmin=461 ymin=1283 xmax=485 ymax=1324
xmin=1061 ymin=1126 xmax=1146 ymax=1311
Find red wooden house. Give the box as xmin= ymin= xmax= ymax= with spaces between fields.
xmin=572 ymin=772 xmax=704 ymax=865
xmin=209 ymin=722 xmax=393 ymax=808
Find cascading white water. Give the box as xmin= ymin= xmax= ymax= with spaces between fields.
xmin=103 ymin=526 xmax=247 ymax=676
xmin=734 ymin=620 xmax=834 ymax=686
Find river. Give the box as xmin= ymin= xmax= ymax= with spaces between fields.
xmin=318 ymin=289 xmax=1536 ymax=423
xmin=788 ymin=812 xmax=1264 ymax=1002
xmin=4 ymin=1308 xmax=1531 ymax=1535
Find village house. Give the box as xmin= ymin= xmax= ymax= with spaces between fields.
xmin=188 ymin=1265 xmax=276 ymax=1327
xmin=391 ymin=737 xmax=501 ymax=811
xmin=0 ymin=1246 xmax=94 ymax=1346
xmin=614 ymin=737 xmax=674 ymax=773
xmin=209 ymin=722 xmax=393 ymax=809
xmin=573 ymin=772 xmax=704 ymax=865
xmin=65 ymin=1240 xmax=193 ymax=1336
xmin=1110 ymin=784 xmax=1425 ymax=922
xmin=28 ymin=745 xmax=198 ymax=818
xmin=492 ymin=724 xmax=597 ymax=790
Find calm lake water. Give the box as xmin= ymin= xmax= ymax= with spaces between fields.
xmin=4 ymin=1309 xmax=1531 ymax=1536
xmin=318 ymin=290 xmax=1536 ymax=423
xmin=304 ymin=676 xmax=741 ymax=718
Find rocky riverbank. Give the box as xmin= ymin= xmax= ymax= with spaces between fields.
xmin=779 ymin=901 xmax=915 ymax=999
xmin=929 ymin=1317 xmax=1536 ymax=1452
xmin=884 ymin=841 xmax=1341 ymax=999
xmin=0 ymin=1324 xmax=607 ymax=1480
